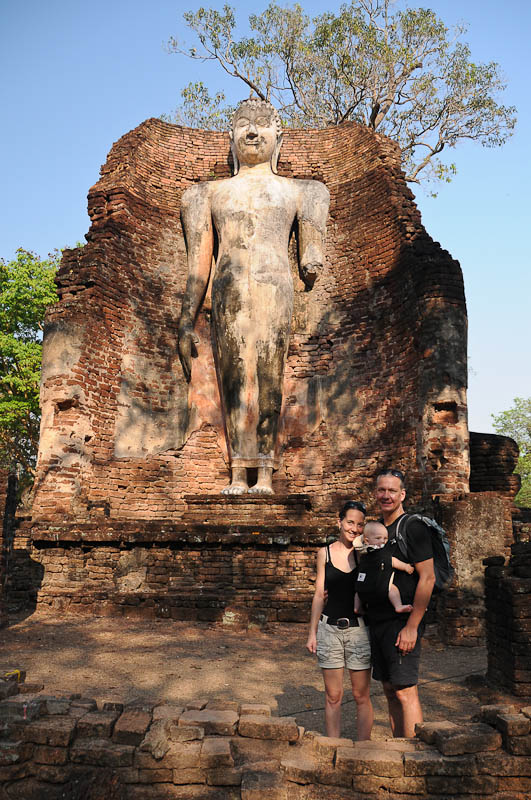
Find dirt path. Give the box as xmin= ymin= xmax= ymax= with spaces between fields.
xmin=2 ymin=610 xmax=488 ymax=740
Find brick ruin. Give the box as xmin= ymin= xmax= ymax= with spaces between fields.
xmin=1 ymin=675 xmax=530 ymax=799
xmin=2 ymin=118 xmax=523 ymax=636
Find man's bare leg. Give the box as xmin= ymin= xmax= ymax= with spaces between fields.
xmin=221 ymin=467 xmax=249 ymax=495
xmin=248 ymin=466 xmax=273 ymax=494
xmin=383 ymin=682 xmax=423 ymax=738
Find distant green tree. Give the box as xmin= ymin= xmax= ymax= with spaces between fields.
xmin=167 ymin=1 xmax=516 ymax=189
xmin=492 ymin=397 xmax=531 ymax=508
xmin=0 ymin=249 xmax=59 ymax=484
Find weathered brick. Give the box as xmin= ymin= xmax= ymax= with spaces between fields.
xmin=179 ymin=709 xmax=238 ymax=736
xmin=70 ymin=738 xmax=134 ymax=766
xmin=113 ymin=709 xmax=152 ymax=745
xmin=23 ymin=716 xmax=76 ymax=747
xmin=433 ymin=723 xmax=502 ymax=755
xmin=238 ymin=714 xmax=299 ymax=742
xmin=200 ymin=737 xmax=233 ymax=768
xmin=77 ymin=709 xmax=118 ymax=738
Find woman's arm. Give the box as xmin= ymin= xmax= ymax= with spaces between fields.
xmin=306 ymin=547 xmax=327 ymax=653
xmin=178 ymin=183 xmax=214 ymax=381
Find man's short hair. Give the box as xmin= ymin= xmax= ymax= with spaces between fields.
xmin=376 ymin=468 xmax=406 ymax=490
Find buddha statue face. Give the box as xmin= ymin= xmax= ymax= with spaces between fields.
xmin=230 ymin=99 xmax=282 ymax=173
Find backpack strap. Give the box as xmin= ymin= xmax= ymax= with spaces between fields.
xmin=394 ymin=513 xmax=411 ymax=561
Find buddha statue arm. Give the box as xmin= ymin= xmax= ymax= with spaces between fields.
xmin=296 ymin=181 xmax=330 ymax=289
xmin=178 ymin=184 xmax=214 ymax=382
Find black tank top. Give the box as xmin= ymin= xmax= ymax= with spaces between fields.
xmin=322 ymin=544 xmax=358 ymax=619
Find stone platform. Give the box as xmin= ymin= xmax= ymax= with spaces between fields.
xmin=0 ymin=676 xmax=530 ymax=799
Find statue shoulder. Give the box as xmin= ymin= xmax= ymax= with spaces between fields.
xmin=296 ymin=179 xmax=330 ymax=204
xmin=181 ymin=181 xmax=213 ymax=208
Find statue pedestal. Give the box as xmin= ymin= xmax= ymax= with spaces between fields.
xmin=13 ymin=496 xmax=333 ymax=623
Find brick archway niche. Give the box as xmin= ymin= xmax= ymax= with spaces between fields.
xmin=11 ymin=119 xmax=517 ymax=634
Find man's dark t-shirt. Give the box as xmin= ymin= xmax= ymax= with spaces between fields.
xmin=356 ymin=513 xmax=433 ymax=625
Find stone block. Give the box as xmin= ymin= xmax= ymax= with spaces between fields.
xmin=0 ymin=778 xmax=65 ymax=800
xmin=77 ymin=709 xmax=118 ymax=738
xmin=70 ymin=697 xmax=97 ymax=712
xmin=351 ymin=774 xmax=426 ymax=794
xmin=43 ymin=697 xmax=71 ymax=716
xmin=239 ymin=703 xmax=271 ymax=717
xmin=30 ymin=763 xmax=68 ymax=783
xmin=113 ymin=709 xmax=152 ymax=745
xmin=0 ymin=740 xmax=33 ymax=766
xmin=17 ymin=683 xmax=44 ymax=694
xmin=23 ymin=715 xmax=76 ymax=746
xmin=200 ymin=737 xmax=234 ymax=768
xmin=207 ymin=700 xmax=240 ymax=712
xmin=0 ymin=695 xmax=45 ymax=722
xmin=229 ymin=736 xmax=286 ymax=766
xmin=172 ymin=767 xmax=206 ymax=784
xmin=241 ymin=769 xmax=287 ymax=800
xmin=476 ymin=751 xmax=531 ymax=775
xmin=138 ymin=767 xmax=173 ymax=783
xmin=33 ymin=744 xmax=68 ymax=765
xmin=506 ymin=734 xmax=531 ymax=755
xmin=495 ymin=712 xmax=531 ymax=736
xmin=433 ymin=722 xmax=502 ymax=755
xmin=281 ymin=756 xmax=318 ymax=784
xmin=185 ymin=699 xmax=208 ymax=710
xmin=179 ymin=709 xmax=238 ymax=736
xmin=314 ymin=765 xmax=353 ymax=787
xmin=347 ymin=746 xmax=404 ymax=777
xmin=169 ymin=723 xmax=204 ymax=742
xmin=70 ymin=737 xmax=135 ymax=767
xmin=102 ymin=701 xmax=124 ymax=714
xmin=404 ymin=750 xmax=477 ymax=776
xmin=238 ymin=714 xmax=299 ymax=742
xmin=0 ymin=679 xmax=19 ymax=701
xmin=313 ymin=735 xmax=353 ymax=760
xmin=415 ymin=719 xmax=459 ymax=745
xmin=479 ymin=703 xmax=518 ymax=724
xmin=426 ymin=774 xmax=498 ymax=794
xmin=152 ymin=704 xmax=184 ymax=722
xmin=206 ymin=767 xmax=242 ymax=786
xmin=140 ymin=719 xmax=170 ymax=759
xmin=0 ymin=761 xmax=33 ymax=783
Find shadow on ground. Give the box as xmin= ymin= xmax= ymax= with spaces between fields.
xmin=2 ymin=610 xmax=487 ymax=740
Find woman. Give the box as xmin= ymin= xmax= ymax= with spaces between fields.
xmin=306 ymin=500 xmax=373 ymax=739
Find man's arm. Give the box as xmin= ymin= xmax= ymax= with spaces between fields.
xmin=395 ymin=557 xmax=435 ymax=654
xmin=178 ymin=183 xmax=214 ymax=381
xmin=296 ymin=181 xmax=330 ymax=289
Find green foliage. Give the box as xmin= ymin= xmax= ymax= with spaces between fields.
xmin=0 ymin=249 xmax=59 ymax=480
xmin=167 ymin=1 xmax=516 ymax=187
xmin=492 ymin=397 xmax=531 ymax=508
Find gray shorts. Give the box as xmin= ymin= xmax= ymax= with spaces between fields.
xmin=316 ymin=616 xmax=371 ymax=670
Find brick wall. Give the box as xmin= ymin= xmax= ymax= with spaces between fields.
xmin=0 ymin=469 xmax=17 ymax=627
xmin=485 ymin=540 xmax=531 ymax=697
xmin=470 ymin=432 xmax=521 ymax=497
xmin=29 ymin=118 xmax=469 ymax=524
xmin=0 ymin=682 xmax=530 ymax=798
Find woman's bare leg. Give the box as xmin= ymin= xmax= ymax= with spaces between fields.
xmin=322 ymin=668 xmax=344 ymax=738
xmin=349 ymin=668 xmax=373 ymax=740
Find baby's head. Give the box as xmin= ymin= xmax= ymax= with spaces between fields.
xmin=363 ymin=521 xmax=388 ymax=548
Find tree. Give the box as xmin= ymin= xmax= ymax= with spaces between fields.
xmin=0 ymin=249 xmax=59 ymax=485
xmin=492 ymin=397 xmax=531 ymax=508
xmin=167 ymin=1 xmax=516 ymax=187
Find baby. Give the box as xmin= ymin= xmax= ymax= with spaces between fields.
xmin=354 ymin=521 xmax=414 ymax=615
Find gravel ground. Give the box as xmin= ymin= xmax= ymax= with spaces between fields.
xmin=2 ymin=609 xmax=491 ymax=740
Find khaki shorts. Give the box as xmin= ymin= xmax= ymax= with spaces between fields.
xmin=316 ymin=616 xmax=371 ymax=670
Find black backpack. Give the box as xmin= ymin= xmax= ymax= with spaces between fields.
xmin=394 ymin=514 xmax=454 ymax=594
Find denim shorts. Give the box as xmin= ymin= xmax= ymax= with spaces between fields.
xmin=316 ymin=616 xmax=371 ymax=670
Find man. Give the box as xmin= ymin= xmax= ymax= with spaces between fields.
xmin=178 ymin=98 xmax=329 ymax=495
xmin=360 ymin=468 xmax=435 ymax=737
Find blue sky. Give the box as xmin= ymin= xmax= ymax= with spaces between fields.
xmin=1 ymin=0 xmax=529 ymax=434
